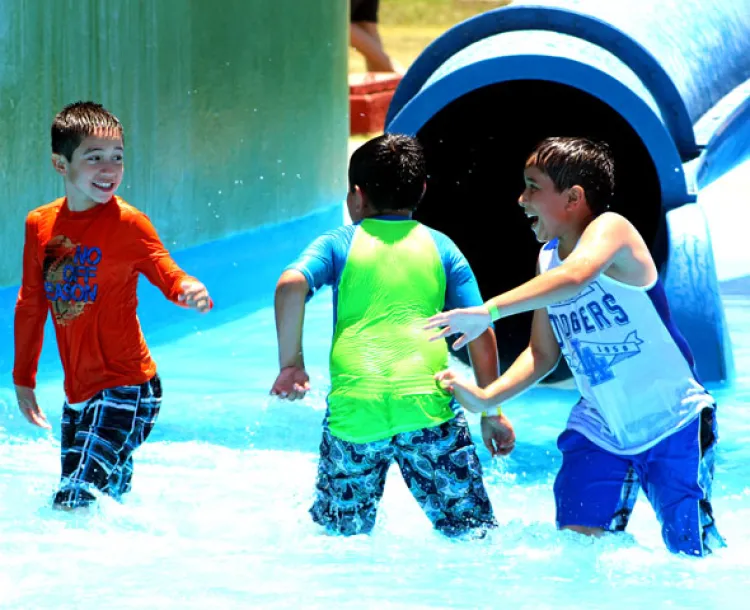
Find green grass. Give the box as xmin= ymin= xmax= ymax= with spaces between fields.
xmin=380 ymin=0 xmax=510 ymax=27
xmin=349 ymin=0 xmax=511 ymax=73
xmin=348 ymin=0 xmax=512 ymax=138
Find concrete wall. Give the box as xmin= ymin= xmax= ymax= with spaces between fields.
xmin=0 ymin=0 xmax=349 ymax=377
xmin=0 ymin=0 xmax=349 ymax=287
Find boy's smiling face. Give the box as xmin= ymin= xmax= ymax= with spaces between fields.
xmin=518 ymin=166 xmax=571 ymax=243
xmin=53 ymin=128 xmax=124 ymax=209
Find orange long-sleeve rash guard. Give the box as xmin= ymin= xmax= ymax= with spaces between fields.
xmin=13 ymin=196 xmax=197 ymax=403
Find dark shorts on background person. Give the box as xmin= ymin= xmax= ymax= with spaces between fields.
xmin=351 ymin=0 xmax=379 ymax=23
xmin=554 ymin=407 xmax=725 ymax=556
xmin=310 ymin=412 xmax=496 ymax=537
xmin=54 ymin=375 xmax=162 ymax=509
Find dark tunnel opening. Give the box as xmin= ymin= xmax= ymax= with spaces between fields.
xmin=413 ymin=80 xmax=666 ymax=380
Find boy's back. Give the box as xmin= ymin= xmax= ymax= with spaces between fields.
xmin=291 ymin=217 xmax=478 ymax=442
xmin=271 ymin=133 xmax=514 ymax=538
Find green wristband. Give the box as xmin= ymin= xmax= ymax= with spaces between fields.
xmin=481 ymin=407 xmax=503 ymax=418
xmin=486 ymin=302 xmax=501 ymax=321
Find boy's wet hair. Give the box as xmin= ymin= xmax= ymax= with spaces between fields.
xmin=52 ymin=101 xmax=123 ymax=161
xmin=526 ymin=137 xmax=615 ymax=216
xmin=348 ymin=133 xmax=427 ymax=212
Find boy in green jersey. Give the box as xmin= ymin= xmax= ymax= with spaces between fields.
xmin=271 ymin=134 xmax=514 ymax=537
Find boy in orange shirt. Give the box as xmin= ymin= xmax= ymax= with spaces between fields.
xmin=13 ymin=101 xmax=212 ymax=510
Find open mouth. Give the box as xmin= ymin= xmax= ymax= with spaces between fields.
xmin=525 ymin=212 xmax=539 ymax=229
xmin=92 ymin=181 xmax=114 ymax=192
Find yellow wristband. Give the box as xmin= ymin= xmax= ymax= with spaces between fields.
xmin=481 ymin=407 xmax=503 ymax=418
xmin=486 ymin=302 xmax=501 ymax=321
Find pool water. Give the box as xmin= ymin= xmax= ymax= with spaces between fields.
xmin=1 ymin=168 xmax=749 ymax=609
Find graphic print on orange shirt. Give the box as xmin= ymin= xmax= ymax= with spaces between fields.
xmin=43 ymin=235 xmax=100 ymax=325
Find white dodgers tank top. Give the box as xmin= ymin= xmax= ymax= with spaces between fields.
xmin=538 ymin=239 xmax=714 ymax=454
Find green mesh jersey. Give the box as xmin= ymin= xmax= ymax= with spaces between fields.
xmin=327 ymin=219 xmax=454 ymax=442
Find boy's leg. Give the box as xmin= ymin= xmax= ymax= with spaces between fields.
xmin=54 ymin=375 xmax=162 ymax=509
xmin=554 ymin=429 xmax=640 ymax=533
xmin=107 ymin=455 xmax=134 ymax=498
xmin=638 ymin=407 xmax=725 ymax=556
xmin=310 ymin=425 xmax=394 ymax=535
xmin=105 ymin=376 xmax=161 ymax=497
xmin=60 ymin=403 xmax=82 ymax=473
xmin=394 ymin=413 xmax=496 ymax=538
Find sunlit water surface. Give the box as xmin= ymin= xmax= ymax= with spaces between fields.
xmin=1 ymin=165 xmax=749 ymax=610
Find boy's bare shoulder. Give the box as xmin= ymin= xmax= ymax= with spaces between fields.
xmin=588 ymin=211 xmax=640 ymax=236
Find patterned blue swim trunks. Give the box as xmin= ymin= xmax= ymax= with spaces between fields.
xmin=310 ymin=412 xmax=496 ymax=537
xmin=54 ymin=375 xmax=162 ymax=509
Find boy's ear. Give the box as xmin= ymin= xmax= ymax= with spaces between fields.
xmin=51 ymin=154 xmax=68 ymax=177
xmin=567 ymin=185 xmax=585 ymax=208
xmin=353 ymin=185 xmax=366 ymax=210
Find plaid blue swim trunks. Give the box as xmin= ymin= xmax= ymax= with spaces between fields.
xmin=54 ymin=375 xmax=162 ymax=509
xmin=310 ymin=412 xmax=496 ymax=537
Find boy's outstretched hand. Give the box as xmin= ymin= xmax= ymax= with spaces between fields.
xmin=15 ymin=385 xmax=52 ymax=429
xmin=178 ymin=280 xmax=212 ymax=313
xmin=481 ymin=412 xmax=516 ymax=457
xmin=271 ymin=365 xmax=310 ymax=400
xmin=424 ymin=306 xmax=491 ymax=350
xmin=435 ymin=369 xmax=487 ymax=413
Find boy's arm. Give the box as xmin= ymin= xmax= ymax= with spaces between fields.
xmin=480 ymin=307 xmax=561 ymax=406
xmin=437 ymin=307 xmax=561 ymax=412
xmin=131 ymin=213 xmax=212 ymax=312
xmin=437 ymin=232 xmax=514 ymax=452
xmin=270 ymin=270 xmax=312 ymax=400
xmin=466 ymin=328 xmax=498 ymax=388
xmin=13 ymin=214 xmax=53 ymax=429
xmin=274 ymin=270 xmax=309 ymax=370
xmin=466 ymin=328 xmax=516 ymax=456
xmin=13 ymin=214 xmax=49 ymax=390
xmin=426 ymin=213 xmax=649 ymax=347
xmin=270 ymin=231 xmax=340 ymax=400
xmin=485 ymin=213 xmax=645 ymax=317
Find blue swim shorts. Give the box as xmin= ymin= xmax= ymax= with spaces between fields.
xmin=554 ymin=407 xmax=725 ymax=556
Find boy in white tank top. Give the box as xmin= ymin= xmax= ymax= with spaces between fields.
xmin=424 ymin=137 xmax=724 ymax=556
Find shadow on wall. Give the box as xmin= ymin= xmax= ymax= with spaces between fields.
xmin=414 ymin=80 xmax=664 ymax=379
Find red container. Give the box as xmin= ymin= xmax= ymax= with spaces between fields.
xmin=349 ymin=72 xmax=403 ymax=135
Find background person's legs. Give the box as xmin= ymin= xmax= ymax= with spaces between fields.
xmin=350 ymin=0 xmax=397 ymax=72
